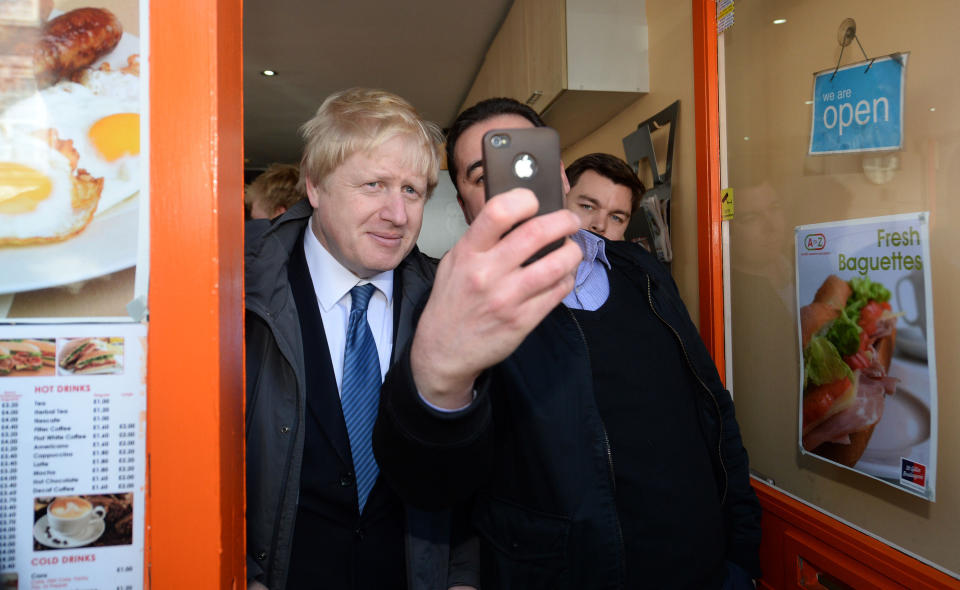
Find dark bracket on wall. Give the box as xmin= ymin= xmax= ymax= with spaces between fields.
xmin=622 ymin=99 xmax=679 ymax=264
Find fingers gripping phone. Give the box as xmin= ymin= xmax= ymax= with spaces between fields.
xmin=482 ymin=126 xmax=565 ymax=262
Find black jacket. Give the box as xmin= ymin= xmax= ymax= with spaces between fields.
xmin=245 ymin=199 xmax=474 ymax=589
xmin=374 ymin=239 xmax=762 ymax=589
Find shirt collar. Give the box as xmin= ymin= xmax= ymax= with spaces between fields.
xmin=304 ymin=216 xmax=394 ymax=312
xmin=570 ymin=229 xmax=611 ymax=269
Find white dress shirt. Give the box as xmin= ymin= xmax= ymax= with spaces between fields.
xmin=303 ymin=217 xmax=394 ymax=396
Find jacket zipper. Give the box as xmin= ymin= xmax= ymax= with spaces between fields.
xmin=644 ymin=276 xmax=728 ymax=505
xmin=564 ymin=306 xmax=626 ymax=586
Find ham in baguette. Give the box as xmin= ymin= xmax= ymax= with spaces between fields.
xmin=0 ymin=341 xmax=43 ymax=372
xmin=800 ymin=275 xmax=898 ymax=467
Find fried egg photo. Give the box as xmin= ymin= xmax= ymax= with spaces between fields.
xmin=0 ymin=128 xmax=102 ymax=246
xmin=3 ymin=69 xmax=139 ymax=215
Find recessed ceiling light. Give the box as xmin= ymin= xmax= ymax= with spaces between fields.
xmin=929 ymin=107 xmax=936 ymax=112
xmin=773 ymin=18 xmax=787 ymax=24
xmin=744 ymin=136 xmax=750 ymax=141
xmin=804 ymin=100 xmax=814 ymax=105
xmin=261 ymin=69 xmax=277 ymax=77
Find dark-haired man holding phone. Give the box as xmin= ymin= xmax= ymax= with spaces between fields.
xmin=374 ymin=98 xmax=761 ymax=589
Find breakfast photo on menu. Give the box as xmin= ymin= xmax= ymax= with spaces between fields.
xmin=0 ymin=0 xmax=144 ymax=319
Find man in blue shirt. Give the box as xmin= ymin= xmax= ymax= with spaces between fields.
xmin=564 ymin=153 xmax=645 ymax=242
xmin=374 ymin=98 xmax=761 ymax=589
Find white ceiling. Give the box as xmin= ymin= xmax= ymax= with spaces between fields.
xmin=242 ymin=0 xmax=514 ymax=170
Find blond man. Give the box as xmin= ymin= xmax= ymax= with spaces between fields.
xmin=245 ymin=88 xmax=474 ymax=590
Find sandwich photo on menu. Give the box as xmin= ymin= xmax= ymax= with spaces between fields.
xmin=57 ymin=337 xmax=123 ymax=375
xmin=25 ymin=339 xmax=56 ymax=366
xmin=800 ymin=275 xmax=899 ymax=466
xmin=0 ymin=339 xmax=56 ymax=376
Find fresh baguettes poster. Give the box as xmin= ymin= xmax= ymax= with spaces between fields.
xmin=795 ymin=212 xmax=937 ymax=500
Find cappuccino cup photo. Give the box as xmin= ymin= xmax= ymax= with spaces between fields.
xmin=47 ymin=496 xmax=106 ymax=538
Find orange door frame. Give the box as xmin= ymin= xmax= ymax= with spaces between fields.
xmin=692 ymin=0 xmax=725 ymax=383
xmin=146 ymin=0 xmax=245 ymax=587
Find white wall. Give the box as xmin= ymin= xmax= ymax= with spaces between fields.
xmin=417 ymin=174 xmax=468 ymax=259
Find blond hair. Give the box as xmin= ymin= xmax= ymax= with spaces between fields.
xmin=245 ymin=163 xmax=304 ymax=218
xmin=298 ymin=88 xmax=443 ymax=197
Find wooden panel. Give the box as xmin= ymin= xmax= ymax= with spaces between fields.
xmin=754 ymin=481 xmax=960 ymax=590
xmin=524 ymin=0 xmax=566 ymax=111
xmin=758 ymin=508 xmax=788 ymax=589
xmin=459 ymin=0 xmax=528 ymax=111
xmin=542 ymin=90 xmax=642 ymax=149
xmin=461 ymin=51 xmax=497 ymax=112
xmin=492 ymin=0 xmax=530 ymax=103
xmin=783 ymin=528 xmax=906 ymax=589
xmin=148 ymin=0 xmax=245 ymax=587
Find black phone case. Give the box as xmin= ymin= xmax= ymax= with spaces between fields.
xmin=482 ymin=127 xmax=564 ymax=262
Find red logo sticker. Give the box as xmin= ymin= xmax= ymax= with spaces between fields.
xmin=804 ymin=233 xmax=826 ymax=251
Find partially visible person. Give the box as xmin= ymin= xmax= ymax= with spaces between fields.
xmin=245 ymin=163 xmax=304 ymax=219
xmin=374 ymin=97 xmax=761 ymax=590
xmin=245 ymin=88 xmax=475 ymax=590
xmin=564 ymin=152 xmax=645 ymax=241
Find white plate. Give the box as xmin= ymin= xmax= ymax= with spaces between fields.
xmin=33 ymin=514 xmax=105 ymax=549
xmin=0 ymin=197 xmax=138 ymax=295
xmin=855 ymin=357 xmax=932 ymax=480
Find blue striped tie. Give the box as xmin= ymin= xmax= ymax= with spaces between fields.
xmin=341 ymin=283 xmax=381 ymax=513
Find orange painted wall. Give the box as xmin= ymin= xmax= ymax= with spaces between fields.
xmin=146 ymin=0 xmax=245 ymax=587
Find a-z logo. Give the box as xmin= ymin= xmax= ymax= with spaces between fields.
xmin=804 ymin=233 xmax=826 ymax=251
xmin=901 ymin=458 xmax=927 ymax=489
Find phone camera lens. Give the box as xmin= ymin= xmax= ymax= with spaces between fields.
xmin=491 ymin=134 xmax=510 ymax=148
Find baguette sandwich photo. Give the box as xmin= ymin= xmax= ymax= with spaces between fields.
xmin=58 ymin=337 xmax=121 ymax=375
xmin=24 ymin=339 xmax=56 ymax=367
xmin=0 ymin=346 xmax=11 ymax=375
xmin=800 ymin=275 xmax=899 ymax=466
xmin=0 ymin=341 xmax=44 ymax=373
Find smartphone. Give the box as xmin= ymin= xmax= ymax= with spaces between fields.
xmin=482 ymin=126 xmax=565 ymax=262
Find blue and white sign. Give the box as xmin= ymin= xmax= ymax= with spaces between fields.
xmin=809 ymin=54 xmax=908 ymax=155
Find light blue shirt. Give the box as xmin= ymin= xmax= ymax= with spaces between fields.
xmin=303 ymin=217 xmax=394 ymax=395
xmin=562 ymin=229 xmax=611 ymax=311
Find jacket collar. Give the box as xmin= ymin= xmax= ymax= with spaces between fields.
xmin=245 ymin=197 xmax=314 ymax=318
xmin=601 ymin=237 xmax=667 ymax=288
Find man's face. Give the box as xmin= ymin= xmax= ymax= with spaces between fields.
xmin=453 ymin=114 xmax=535 ymax=224
xmin=564 ymin=170 xmax=633 ymax=241
xmin=307 ymin=134 xmax=427 ymax=278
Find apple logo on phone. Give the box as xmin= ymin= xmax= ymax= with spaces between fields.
xmin=513 ymin=154 xmax=537 ymax=179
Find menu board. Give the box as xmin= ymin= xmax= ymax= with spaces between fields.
xmin=795 ymin=212 xmax=937 ymax=500
xmin=0 ymin=323 xmax=146 ymax=589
